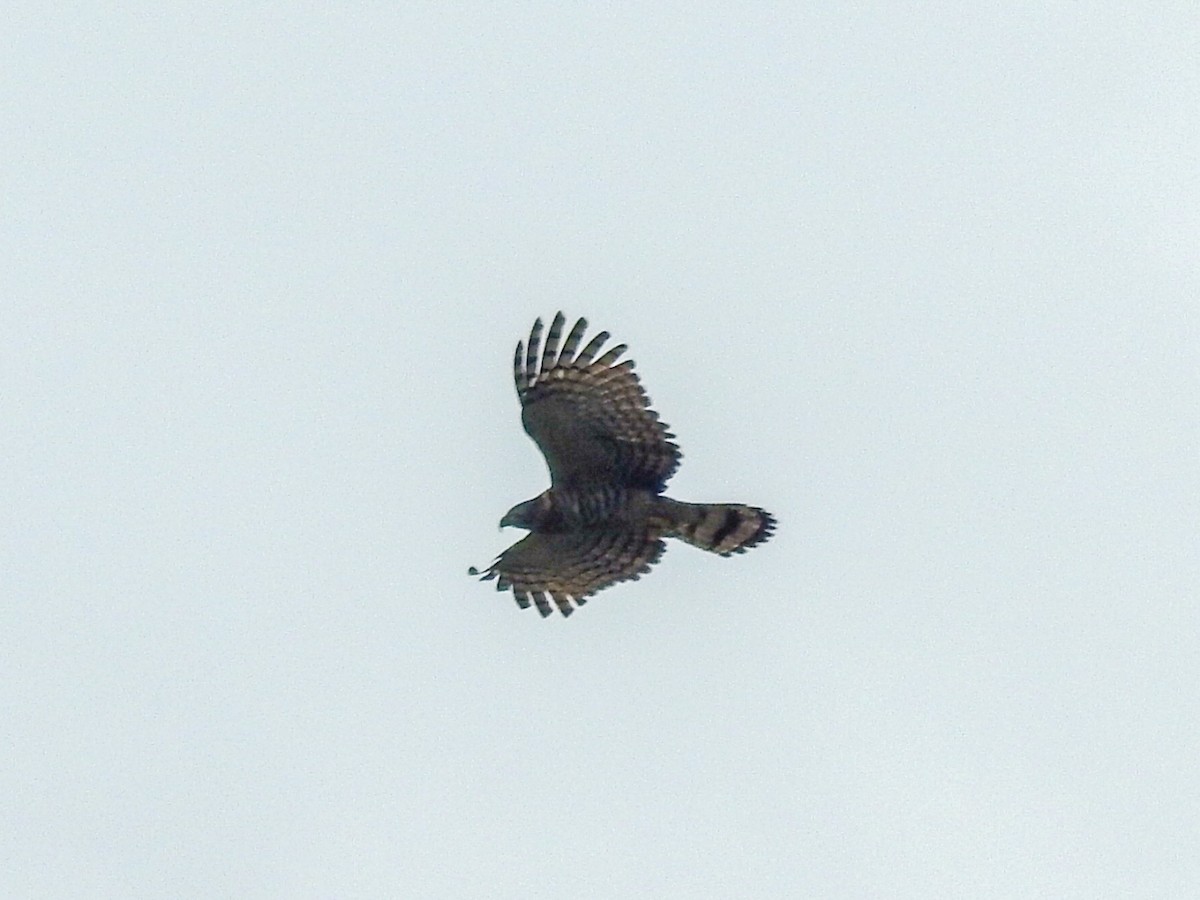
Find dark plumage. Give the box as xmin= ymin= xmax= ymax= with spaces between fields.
xmin=471 ymin=313 xmax=774 ymax=617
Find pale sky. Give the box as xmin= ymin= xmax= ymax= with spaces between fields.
xmin=4 ymin=5 xmax=1198 ymax=897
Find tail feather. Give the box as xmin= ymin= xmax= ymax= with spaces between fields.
xmin=657 ymin=499 xmax=775 ymax=556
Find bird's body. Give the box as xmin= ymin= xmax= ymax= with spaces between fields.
xmin=471 ymin=313 xmax=774 ymax=617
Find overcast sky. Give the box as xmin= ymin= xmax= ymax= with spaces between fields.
xmin=4 ymin=5 xmax=1198 ymax=898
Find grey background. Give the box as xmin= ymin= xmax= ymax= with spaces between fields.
xmin=4 ymin=6 xmax=1197 ymax=897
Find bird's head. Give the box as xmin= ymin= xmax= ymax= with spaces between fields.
xmin=500 ymin=496 xmax=547 ymax=530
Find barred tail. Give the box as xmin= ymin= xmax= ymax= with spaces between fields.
xmin=656 ymin=498 xmax=776 ymax=556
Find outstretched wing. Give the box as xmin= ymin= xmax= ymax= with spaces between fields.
xmin=515 ymin=313 xmax=681 ymax=492
xmin=470 ymin=526 xmax=666 ymax=617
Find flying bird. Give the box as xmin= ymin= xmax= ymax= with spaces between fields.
xmin=470 ymin=313 xmax=775 ymax=617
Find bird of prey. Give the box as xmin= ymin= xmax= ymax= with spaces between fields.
xmin=470 ymin=313 xmax=774 ymax=617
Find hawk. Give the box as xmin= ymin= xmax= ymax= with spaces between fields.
xmin=470 ymin=313 xmax=775 ymax=617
